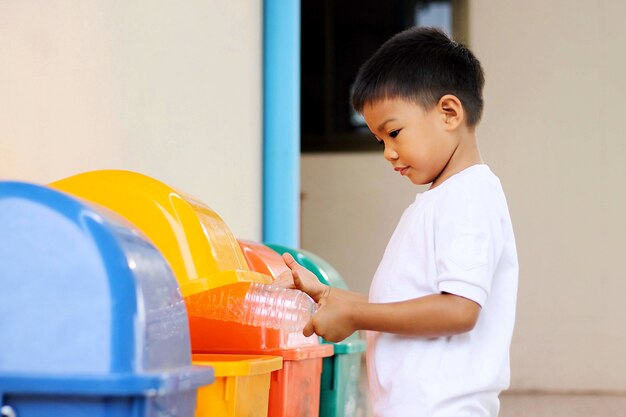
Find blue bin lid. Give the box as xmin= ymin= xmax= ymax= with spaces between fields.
xmin=0 ymin=182 xmax=213 ymax=394
xmin=0 ymin=367 xmax=214 ymax=396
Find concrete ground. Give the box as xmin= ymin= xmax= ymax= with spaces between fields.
xmin=499 ymin=393 xmax=626 ymax=417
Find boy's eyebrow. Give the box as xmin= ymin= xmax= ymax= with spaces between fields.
xmin=377 ymin=118 xmax=396 ymax=132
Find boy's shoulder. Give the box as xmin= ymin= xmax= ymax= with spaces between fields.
xmin=412 ymin=164 xmax=509 ymax=227
xmin=425 ymin=164 xmax=502 ymax=203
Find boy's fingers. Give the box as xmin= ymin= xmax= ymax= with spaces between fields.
xmin=276 ymin=270 xmax=291 ymax=279
xmin=303 ymin=319 xmax=315 ymax=337
xmin=275 ymin=270 xmax=294 ymax=284
xmin=317 ymin=295 xmax=327 ymax=307
xmin=282 ymin=252 xmax=301 ymax=271
xmin=292 ymin=270 xmax=303 ymax=290
xmin=274 ymin=275 xmax=295 ymax=289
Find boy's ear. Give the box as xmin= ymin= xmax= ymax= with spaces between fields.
xmin=437 ymin=94 xmax=464 ymax=130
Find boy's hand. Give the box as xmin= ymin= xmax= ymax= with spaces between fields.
xmin=275 ymin=252 xmax=329 ymax=303
xmin=304 ymin=290 xmax=357 ymax=342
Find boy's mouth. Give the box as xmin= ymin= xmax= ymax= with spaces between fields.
xmin=394 ymin=166 xmax=409 ymax=176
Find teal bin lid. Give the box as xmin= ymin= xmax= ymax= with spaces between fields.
xmin=265 ymin=243 xmax=365 ymax=348
xmin=332 ymin=338 xmax=366 ymax=354
xmin=266 ymin=244 xmax=349 ymax=290
xmin=0 ymin=181 xmax=213 ymax=394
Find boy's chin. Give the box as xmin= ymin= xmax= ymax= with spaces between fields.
xmin=408 ymin=178 xmax=427 ymax=186
xmin=406 ymin=173 xmax=428 ymax=186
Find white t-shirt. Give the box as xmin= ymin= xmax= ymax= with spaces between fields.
xmin=367 ymin=164 xmax=518 ymax=417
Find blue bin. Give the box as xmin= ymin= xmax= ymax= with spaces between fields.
xmin=0 ymin=182 xmax=214 ymax=417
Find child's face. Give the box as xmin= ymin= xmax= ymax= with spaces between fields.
xmin=362 ymin=97 xmax=459 ymax=186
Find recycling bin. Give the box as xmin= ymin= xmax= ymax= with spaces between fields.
xmin=0 ymin=182 xmax=214 ymax=417
xmin=192 ymin=354 xmax=282 ymax=417
xmin=318 ymin=340 xmax=364 ymax=417
xmin=266 ymin=244 xmax=367 ymax=417
xmin=52 ymin=170 xmax=333 ymax=417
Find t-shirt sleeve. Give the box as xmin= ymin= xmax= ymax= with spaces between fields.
xmin=434 ymin=187 xmax=502 ymax=307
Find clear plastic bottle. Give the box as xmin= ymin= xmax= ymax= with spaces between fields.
xmin=184 ymin=282 xmax=318 ymax=332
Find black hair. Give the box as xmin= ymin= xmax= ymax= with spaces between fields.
xmin=351 ymin=27 xmax=485 ymax=127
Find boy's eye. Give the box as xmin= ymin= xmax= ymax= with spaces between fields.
xmin=389 ymin=129 xmax=400 ymax=138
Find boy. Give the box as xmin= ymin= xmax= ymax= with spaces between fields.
xmin=278 ymin=27 xmax=518 ymax=417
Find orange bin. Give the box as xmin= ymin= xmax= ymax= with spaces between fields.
xmin=191 ymin=240 xmax=333 ymax=417
xmin=191 ymin=313 xmax=333 ymax=417
xmin=268 ymin=346 xmax=330 ymax=417
xmin=236 ymin=240 xmax=334 ymax=416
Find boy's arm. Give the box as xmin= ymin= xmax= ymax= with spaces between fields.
xmin=278 ymin=253 xmax=480 ymax=342
xmin=307 ymin=291 xmax=480 ymax=342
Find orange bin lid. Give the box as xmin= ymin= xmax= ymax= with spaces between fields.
xmin=189 ymin=315 xmax=321 ymax=353
xmin=249 ymin=344 xmax=333 ymax=361
xmin=238 ymin=240 xmax=290 ymax=279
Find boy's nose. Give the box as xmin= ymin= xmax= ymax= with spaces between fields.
xmin=384 ymin=145 xmax=399 ymax=161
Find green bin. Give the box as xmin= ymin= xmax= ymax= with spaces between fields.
xmin=266 ymin=244 xmax=367 ymax=417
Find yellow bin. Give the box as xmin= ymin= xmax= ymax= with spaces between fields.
xmin=192 ymin=354 xmax=283 ymax=417
xmin=51 ymin=170 xmax=272 ymax=296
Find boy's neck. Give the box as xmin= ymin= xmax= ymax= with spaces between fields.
xmin=429 ymin=129 xmax=482 ymax=190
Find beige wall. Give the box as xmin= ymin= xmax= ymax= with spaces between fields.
xmin=302 ymin=0 xmax=626 ymax=392
xmin=472 ymin=0 xmax=626 ymax=392
xmin=0 ymin=1 xmax=263 ymax=239
xmin=301 ymin=153 xmax=426 ymax=295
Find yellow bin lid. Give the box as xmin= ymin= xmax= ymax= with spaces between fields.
xmin=192 ymin=354 xmax=283 ymax=377
xmin=51 ymin=170 xmax=272 ymax=296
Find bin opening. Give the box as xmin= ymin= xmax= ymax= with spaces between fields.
xmin=184 ymin=282 xmax=317 ymax=333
